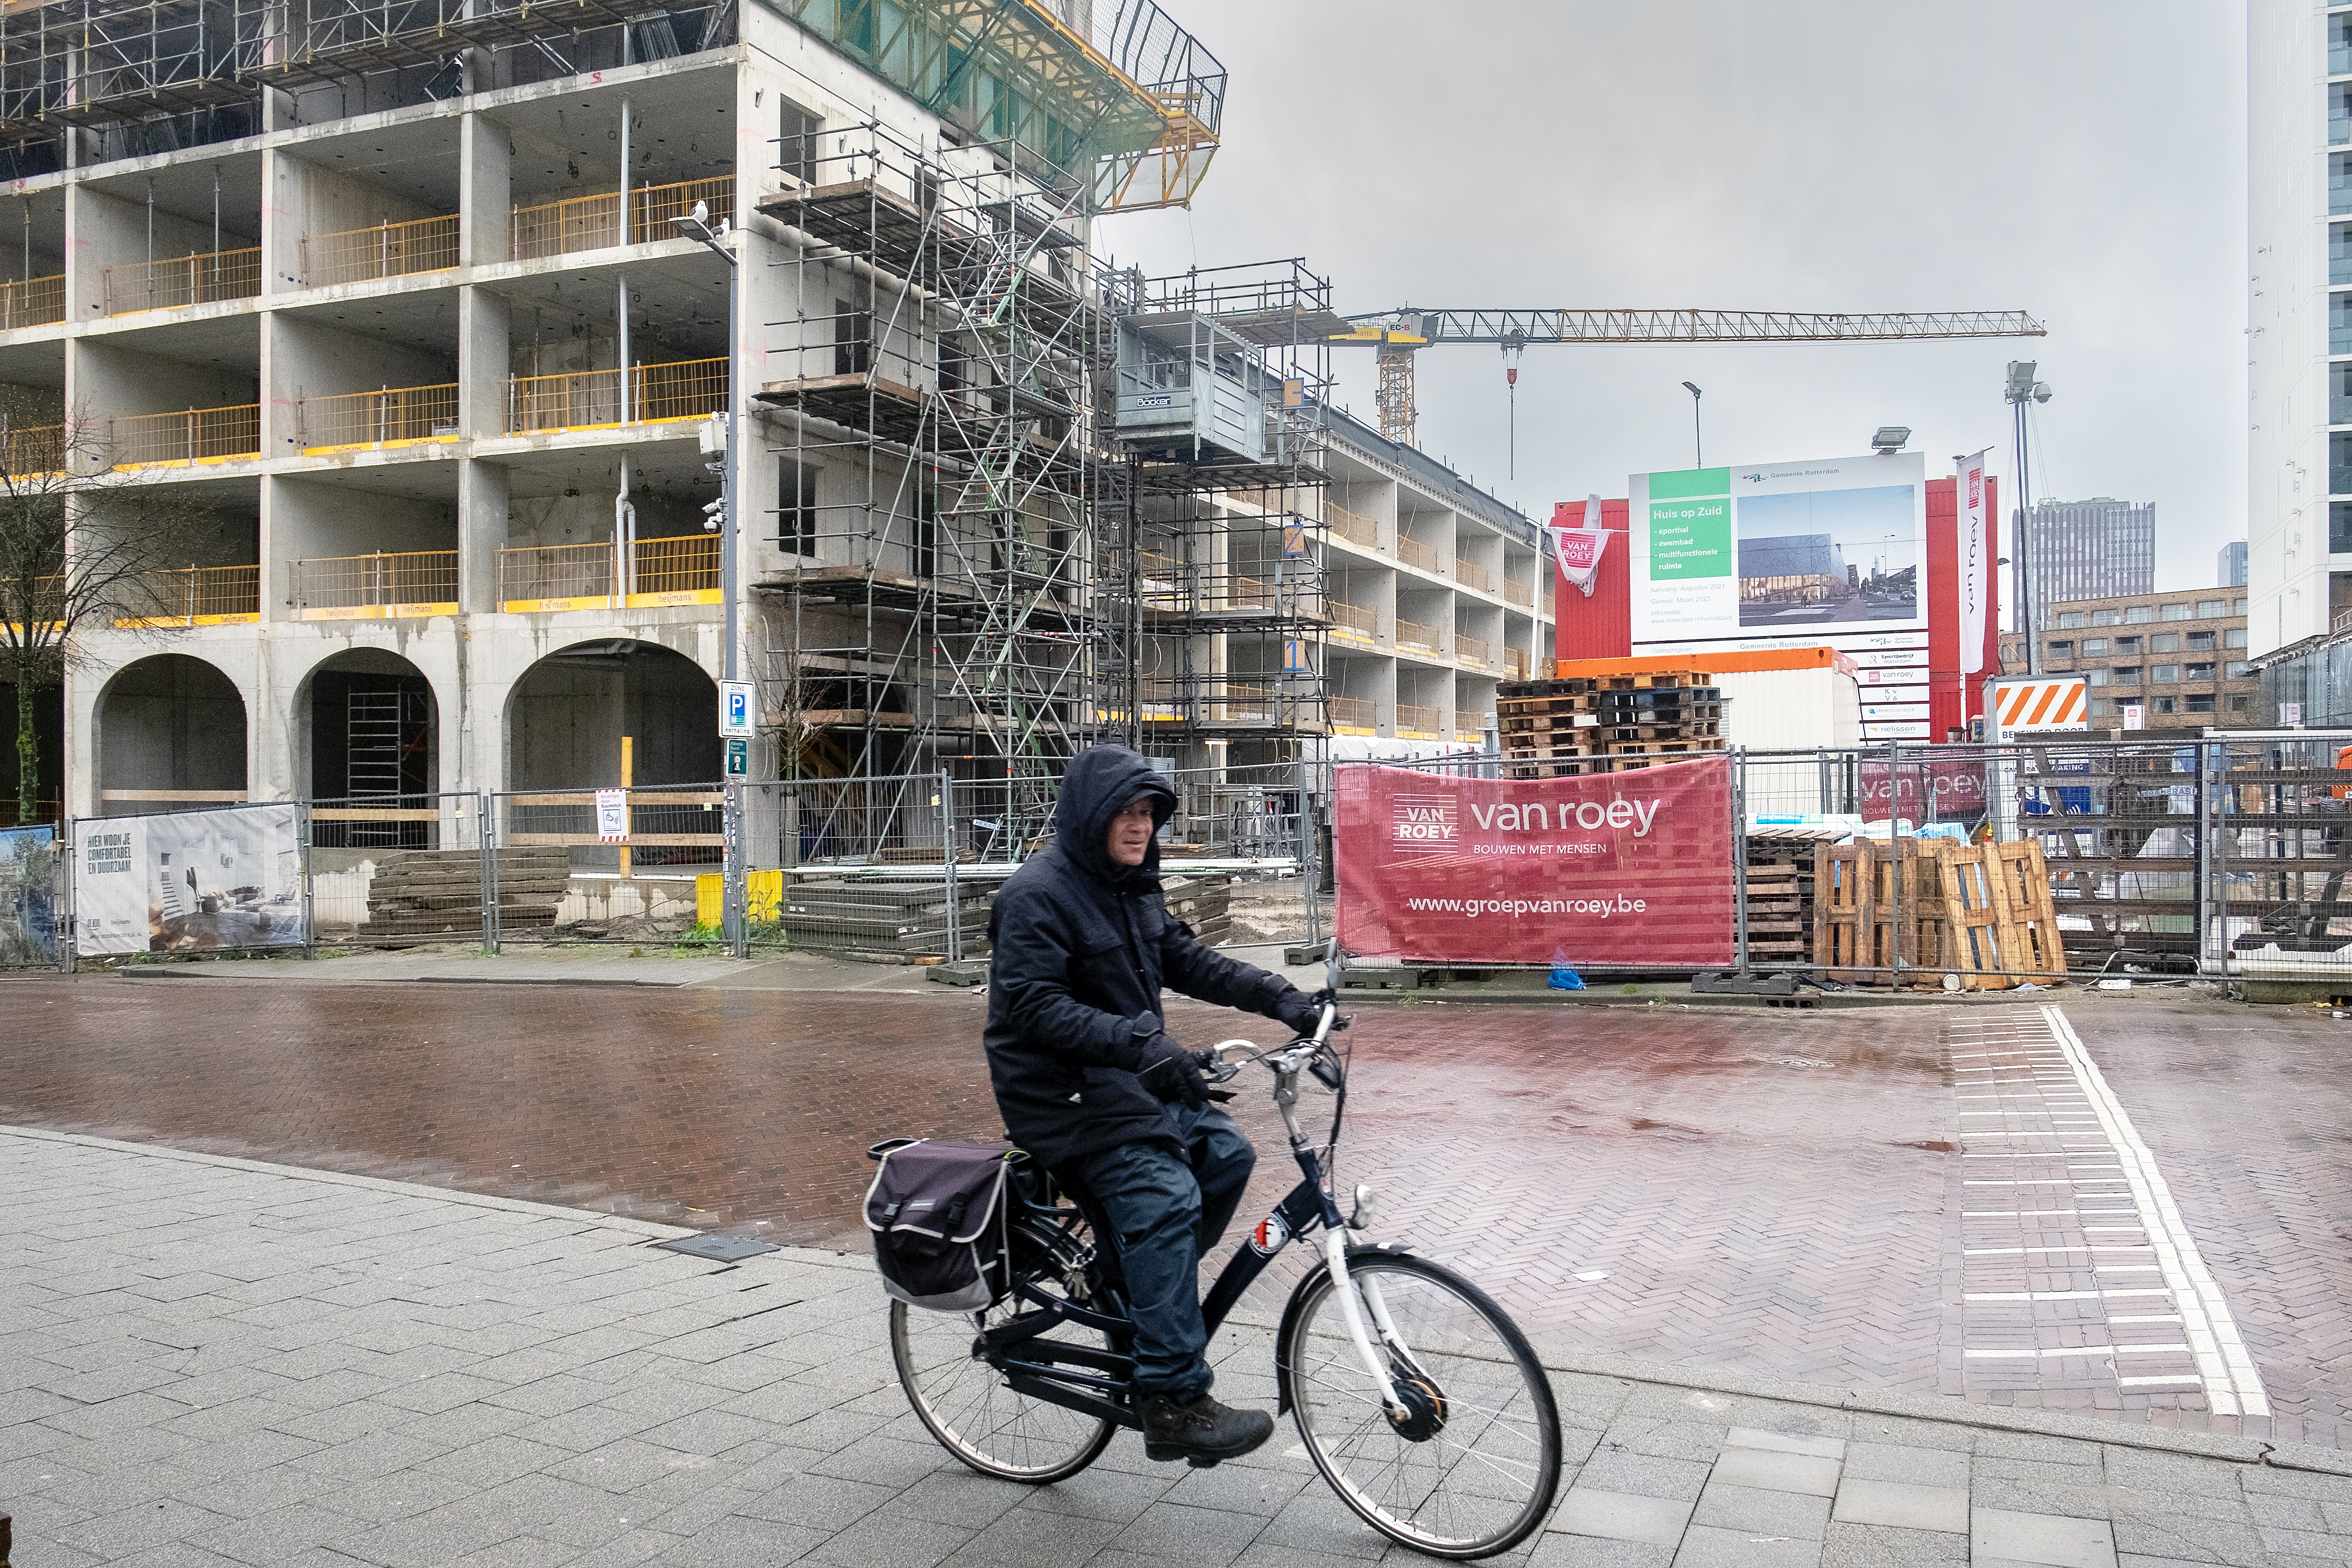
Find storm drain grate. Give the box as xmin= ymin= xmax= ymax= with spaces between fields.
xmin=654 ymin=1233 xmax=781 ymax=1262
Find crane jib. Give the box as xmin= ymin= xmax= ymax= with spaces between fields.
xmin=1329 ymin=308 xmax=2047 ymax=345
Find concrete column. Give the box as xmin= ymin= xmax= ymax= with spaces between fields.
xmin=257 ymin=474 xmax=294 ymax=625
xmin=258 ymin=309 xmax=297 ymax=459
xmin=458 ymin=457 xmax=508 ymax=616
xmin=458 ymin=283 xmax=510 ymax=439
xmin=260 ymin=149 xmax=302 ymax=295
xmin=459 ymin=112 xmax=510 ymax=269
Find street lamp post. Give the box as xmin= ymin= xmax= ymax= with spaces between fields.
xmin=2003 ymin=360 xmax=2052 ymax=675
xmin=1681 ymin=380 xmax=1703 ymax=469
xmin=674 ymin=199 xmax=745 ymax=956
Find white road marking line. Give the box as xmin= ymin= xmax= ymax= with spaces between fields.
xmin=2041 ymin=1004 xmax=2270 ymax=1418
xmin=1963 ymin=1344 xmax=2194 ymax=1359
xmin=1964 ymin=1289 xmax=2171 ymax=1301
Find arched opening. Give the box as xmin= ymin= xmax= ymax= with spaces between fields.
xmin=299 ymin=649 xmax=439 ymax=848
xmin=507 ymin=638 xmax=718 ymax=791
xmin=97 ymin=654 xmax=247 ymax=816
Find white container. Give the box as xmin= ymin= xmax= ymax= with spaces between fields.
xmin=1711 ymin=666 xmax=1862 ymax=750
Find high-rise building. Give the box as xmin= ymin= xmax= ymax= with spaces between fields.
xmin=2218 ymin=539 xmax=2249 ymax=587
xmin=2023 ymin=498 xmax=2155 ymax=625
xmin=2248 ymin=4 xmax=2347 ymax=654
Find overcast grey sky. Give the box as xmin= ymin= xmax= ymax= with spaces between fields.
xmin=1098 ymin=1 xmax=2249 ymax=595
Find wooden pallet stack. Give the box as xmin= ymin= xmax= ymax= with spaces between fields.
xmin=1496 ymin=672 xmax=1727 ymax=779
xmin=1742 ymin=836 xmax=1821 ymax=968
xmin=1813 ymin=836 xmax=2065 ymax=989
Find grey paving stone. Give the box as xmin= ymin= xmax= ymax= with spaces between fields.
xmin=1011 ymin=1461 xmax=1174 ymax=1525
xmin=2107 ymin=1507 xmax=2268 ymax=1568
xmin=2099 ymin=1449 xmax=2244 ymax=1500
xmin=1838 ymin=1442 xmax=1970 ymax=1490
xmin=1818 ymin=1521 xmax=1969 ymax=1568
xmin=1725 ymin=1428 xmax=1846 ymax=1461
xmin=1164 ymin=1460 xmax=1312 ymax=1518
xmin=1527 ymin=1536 xmax=1673 ymax=1568
xmin=735 ymin=1472 xmax=900 ymax=1532
xmin=1971 ymin=1507 xmax=2118 ymax=1568
xmin=416 ymin=1432 xmax=574 ymax=1488
xmin=185 ymin=1504 xmax=378 ymax=1567
xmin=1107 ymin=1499 xmax=1267 ymax=1565
xmin=1671 ymin=1523 xmax=1822 ymax=1568
xmin=100 ymin=1541 xmax=250 ymax=1568
xmin=1230 ymin=1542 xmax=1388 ymax=1568
xmin=170 ymin=1463 xmax=342 ymax=1520
xmin=287 ymin=1429 xmax=450 ymax=1482
xmin=1571 ymin=1450 xmax=1712 ymax=1502
xmin=889 ymin=1468 xmax=1033 ymax=1530
xmin=1708 ymin=1448 xmax=1841 ymax=1499
xmin=1550 ymin=1487 xmax=1692 ymax=1549
xmin=1692 ymin=1483 xmax=1830 ymax=1541
xmin=643 ymin=1515 xmax=829 ymax=1568
xmin=1247 ymin=1489 xmax=1391 ymax=1561
xmin=941 ymin=1503 xmax=1127 ymax=1568
xmin=804 ymin=1432 xmax=959 ymax=1490
xmin=1829 ymin=1477 xmax=1968 ymax=1534
xmin=801 ymin=1510 xmax=977 ymax=1568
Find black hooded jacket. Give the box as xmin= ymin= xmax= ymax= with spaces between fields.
xmin=983 ymin=745 xmax=1302 ymax=1169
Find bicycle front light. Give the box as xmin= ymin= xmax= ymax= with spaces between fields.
xmin=1349 ymin=1184 xmax=1379 ymax=1231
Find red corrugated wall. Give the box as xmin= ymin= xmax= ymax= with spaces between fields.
xmin=1550 ymin=499 xmax=1632 ymax=663
xmin=1553 ymin=479 xmax=2001 ymax=738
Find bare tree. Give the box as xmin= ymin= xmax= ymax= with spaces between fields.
xmin=0 ymin=391 xmax=223 ymax=827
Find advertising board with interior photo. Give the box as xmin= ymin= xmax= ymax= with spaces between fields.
xmin=74 ymin=804 xmax=307 ymax=956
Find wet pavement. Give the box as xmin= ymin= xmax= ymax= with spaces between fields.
xmin=5 ymin=973 xmax=2352 ymax=1452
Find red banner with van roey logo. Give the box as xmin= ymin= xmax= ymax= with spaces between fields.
xmin=1333 ymin=760 xmax=1735 ymax=966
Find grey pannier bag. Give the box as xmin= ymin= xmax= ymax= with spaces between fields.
xmin=863 ymin=1139 xmax=1018 ymax=1311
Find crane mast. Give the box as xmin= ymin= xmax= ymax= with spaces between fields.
xmin=1329 ymin=308 xmax=2048 ymax=447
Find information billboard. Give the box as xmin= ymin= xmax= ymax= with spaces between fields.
xmin=1630 ymin=453 xmax=1928 ymax=646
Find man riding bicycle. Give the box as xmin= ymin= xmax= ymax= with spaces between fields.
xmin=983 ymin=744 xmax=1326 ymax=1465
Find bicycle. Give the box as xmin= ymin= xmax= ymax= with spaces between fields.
xmin=879 ymin=963 xmax=1564 ymax=1560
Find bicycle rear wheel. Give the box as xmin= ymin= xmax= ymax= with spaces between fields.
xmin=889 ymin=1296 xmax=1116 ymax=1483
xmin=1278 ymin=1250 xmax=1561 ymax=1559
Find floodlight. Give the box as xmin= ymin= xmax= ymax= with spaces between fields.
xmin=1871 ymin=426 xmax=1911 ymax=453
xmin=2005 ymin=360 xmax=2038 ymax=398
xmin=1681 ymin=381 xmax=1701 ymax=399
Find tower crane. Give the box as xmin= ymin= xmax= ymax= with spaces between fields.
xmin=1329 ymin=308 xmax=2048 ymax=455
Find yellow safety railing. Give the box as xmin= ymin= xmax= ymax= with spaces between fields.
xmin=0 ymin=424 xmax=63 ymax=477
xmin=500 ymin=540 xmax=612 ymax=607
xmin=505 ymin=356 xmax=727 ymax=433
xmin=104 ymin=247 xmax=261 ymax=314
xmin=1455 ymin=556 xmax=1491 ymax=592
xmin=1325 ymin=498 xmax=1378 ymax=549
xmin=634 ymin=175 xmax=735 ymax=239
xmin=510 ymin=175 xmax=738 ymax=261
xmin=1330 ymin=695 xmax=1376 ymax=730
xmin=1395 ymin=535 xmax=1438 ymax=573
xmin=1396 ymin=702 xmax=1442 ymax=734
xmin=1504 ymin=577 xmax=1533 ymax=607
xmin=633 ymin=532 xmax=719 ymax=598
xmin=301 ymin=214 xmax=459 ymax=286
xmin=496 ymin=532 xmax=717 ymax=609
xmin=1330 ymin=600 xmax=1377 ymax=638
xmin=299 ymin=384 xmax=459 ymax=451
xmin=110 ymin=404 xmax=261 ymax=467
xmin=116 ymin=564 xmax=260 ymax=625
xmin=0 ymin=273 xmax=63 ymax=329
xmin=1455 ymin=632 xmax=1490 ymax=667
xmin=291 ymin=551 xmax=459 ymax=618
xmin=1395 ymin=617 xmax=1440 ymax=652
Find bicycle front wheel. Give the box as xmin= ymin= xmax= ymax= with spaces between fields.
xmin=1278 ymin=1250 xmax=1561 ymax=1559
xmin=889 ymin=1297 xmax=1116 ymax=1483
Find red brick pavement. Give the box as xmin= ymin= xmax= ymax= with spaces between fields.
xmin=4 ymin=975 xmax=2346 ymax=1443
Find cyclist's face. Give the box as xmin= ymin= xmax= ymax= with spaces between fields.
xmin=1105 ymin=796 xmax=1157 ymax=866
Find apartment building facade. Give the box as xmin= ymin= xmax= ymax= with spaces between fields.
xmin=2249 ymin=1 xmax=2351 ymax=654
xmin=7 ymin=0 xmax=1523 ymax=833
xmin=1997 ymin=588 xmax=2257 ymax=735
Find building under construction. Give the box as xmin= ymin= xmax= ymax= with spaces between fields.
xmin=0 ymin=0 xmax=1553 ymax=845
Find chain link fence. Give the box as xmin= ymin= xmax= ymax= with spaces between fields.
xmin=30 ymin=732 xmax=2352 ymax=985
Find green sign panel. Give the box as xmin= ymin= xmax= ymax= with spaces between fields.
xmin=724 ymin=737 xmax=748 ymax=777
xmin=1647 ymin=494 xmax=1731 ymax=579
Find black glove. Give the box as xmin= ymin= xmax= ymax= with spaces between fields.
xmin=1134 ymin=1030 xmax=1209 ymax=1110
xmin=1273 ymin=987 xmax=1326 ymax=1040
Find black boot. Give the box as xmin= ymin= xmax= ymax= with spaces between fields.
xmin=1139 ymin=1391 xmax=1274 ymax=1466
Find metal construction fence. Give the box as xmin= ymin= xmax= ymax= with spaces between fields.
xmin=12 ymin=734 xmax=2352 ymax=983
